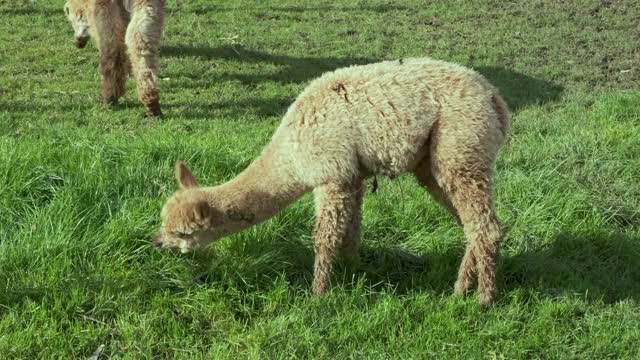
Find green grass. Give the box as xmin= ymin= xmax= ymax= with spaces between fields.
xmin=1 ymin=0 xmax=640 ymax=358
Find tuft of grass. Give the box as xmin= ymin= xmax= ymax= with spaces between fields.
xmin=1 ymin=0 xmax=639 ymax=358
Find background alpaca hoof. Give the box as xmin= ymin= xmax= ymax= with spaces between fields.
xmin=312 ymin=282 xmax=329 ymax=296
xmin=478 ymin=293 xmax=495 ymax=308
xmin=145 ymin=108 xmax=163 ymax=118
xmin=454 ymin=280 xmax=472 ymax=297
xmin=103 ymin=96 xmax=119 ymax=105
xmin=453 ymin=288 xmax=467 ymax=297
xmin=145 ymin=101 xmax=163 ymax=118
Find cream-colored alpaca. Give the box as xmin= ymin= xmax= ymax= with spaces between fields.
xmin=154 ymin=57 xmax=511 ymax=306
xmin=63 ymin=0 xmax=164 ymax=117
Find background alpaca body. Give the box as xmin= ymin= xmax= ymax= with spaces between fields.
xmin=156 ymin=57 xmax=510 ymax=306
xmin=64 ymin=0 xmax=164 ymax=117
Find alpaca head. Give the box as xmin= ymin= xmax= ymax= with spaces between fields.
xmin=153 ymin=161 xmax=254 ymax=253
xmin=63 ymin=0 xmax=90 ymax=48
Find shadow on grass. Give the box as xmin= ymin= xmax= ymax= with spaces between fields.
xmin=166 ymin=96 xmax=296 ymax=120
xmin=501 ymin=231 xmax=640 ymax=303
xmin=168 ymin=4 xmax=413 ymax=15
xmin=2 ymin=230 xmax=637 ymax=311
xmin=475 ymin=66 xmax=564 ymax=111
xmin=161 ymin=45 xmax=373 ymax=86
xmin=161 ymin=46 xmax=373 ymax=119
xmin=187 ymin=229 xmax=639 ymax=304
xmin=162 ymin=46 xmax=562 ymax=119
xmin=3 ymin=48 xmax=562 ymax=120
xmin=0 ymin=8 xmax=58 ymax=15
xmin=0 ymin=287 xmax=49 ymax=307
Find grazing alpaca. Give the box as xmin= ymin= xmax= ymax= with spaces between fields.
xmin=63 ymin=0 xmax=164 ymax=117
xmin=154 ymin=57 xmax=511 ymax=306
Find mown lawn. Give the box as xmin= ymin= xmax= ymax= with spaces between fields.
xmin=1 ymin=0 xmax=639 ymax=358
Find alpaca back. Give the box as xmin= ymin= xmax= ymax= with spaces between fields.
xmin=278 ymin=57 xmax=509 ymax=186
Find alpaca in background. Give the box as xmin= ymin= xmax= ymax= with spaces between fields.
xmin=63 ymin=0 xmax=165 ymax=117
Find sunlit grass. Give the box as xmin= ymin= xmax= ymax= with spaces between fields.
xmin=1 ymin=0 xmax=639 ymax=358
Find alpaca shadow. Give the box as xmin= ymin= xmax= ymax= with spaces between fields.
xmin=500 ymin=231 xmax=640 ymax=303
xmin=190 ymin=229 xmax=640 ymax=304
xmin=162 ymin=46 xmax=562 ymax=119
xmin=0 ymin=286 xmax=49 ymax=309
xmin=166 ymin=96 xmax=296 ymax=120
xmin=353 ymin=230 xmax=640 ymax=303
xmin=161 ymin=45 xmax=374 ymax=86
xmin=475 ymin=66 xmax=564 ymax=112
xmin=161 ymin=45 xmax=373 ymax=119
xmin=3 ymin=231 xmax=635 ymax=309
xmin=168 ymin=3 xmax=412 ymax=15
xmin=0 ymin=8 xmax=55 ymax=15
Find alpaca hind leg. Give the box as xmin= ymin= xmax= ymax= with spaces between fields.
xmin=454 ymin=241 xmax=477 ymax=297
xmin=428 ymin=106 xmax=504 ymax=306
xmin=125 ymin=1 xmax=164 ymax=117
xmin=414 ymin=157 xmax=479 ymax=296
xmin=311 ymin=182 xmax=360 ymax=295
xmin=442 ymin=171 xmax=502 ymax=306
xmin=413 ymin=157 xmax=460 ymax=224
xmin=94 ymin=0 xmax=129 ymax=104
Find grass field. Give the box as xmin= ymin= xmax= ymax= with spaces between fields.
xmin=1 ymin=0 xmax=640 ymax=358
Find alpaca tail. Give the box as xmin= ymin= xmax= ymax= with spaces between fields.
xmin=491 ymin=93 xmax=511 ymax=145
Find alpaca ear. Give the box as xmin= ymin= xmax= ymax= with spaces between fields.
xmin=175 ymin=160 xmax=199 ymax=189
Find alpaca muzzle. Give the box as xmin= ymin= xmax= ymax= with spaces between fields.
xmin=152 ymin=232 xmax=164 ymax=248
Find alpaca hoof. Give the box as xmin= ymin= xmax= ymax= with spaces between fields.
xmin=145 ymin=108 xmax=163 ymax=118
xmin=103 ymin=96 xmax=119 ymax=105
xmin=478 ymin=292 xmax=495 ymax=308
xmin=145 ymin=101 xmax=162 ymax=118
xmin=312 ymin=282 xmax=329 ymax=296
xmin=454 ymin=280 xmax=471 ymax=297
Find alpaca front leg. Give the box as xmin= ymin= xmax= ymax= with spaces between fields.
xmin=311 ymin=182 xmax=359 ymax=295
xmin=93 ymin=1 xmax=129 ymax=104
xmin=125 ymin=1 xmax=164 ymax=117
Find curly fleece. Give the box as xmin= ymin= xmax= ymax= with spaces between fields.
xmin=156 ymin=57 xmax=510 ymax=306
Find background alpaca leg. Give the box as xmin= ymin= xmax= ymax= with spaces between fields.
xmin=93 ymin=0 xmax=129 ymax=104
xmin=311 ymin=182 xmax=360 ymax=295
xmin=125 ymin=1 xmax=164 ymax=117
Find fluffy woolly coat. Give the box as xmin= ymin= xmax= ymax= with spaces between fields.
xmin=154 ymin=57 xmax=510 ymax=306
xmin=63 ymin=0 xmax=164 ymax=117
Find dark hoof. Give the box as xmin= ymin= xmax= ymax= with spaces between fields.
xmin=74 ymin=37 xmax=89 ymax=49
xmin=103 ymin=97 xmax=119 ymax=106
xmin=145 ymin=108 xmax=163 ymax=118
xmin=145 ymin=100 xmax=163 ymax=118
xmin=478 ymin=294 xmax=496 ymax=309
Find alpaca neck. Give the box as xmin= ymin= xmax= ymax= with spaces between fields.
xmin=205 ymin=142 xmax=306 ymax=229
